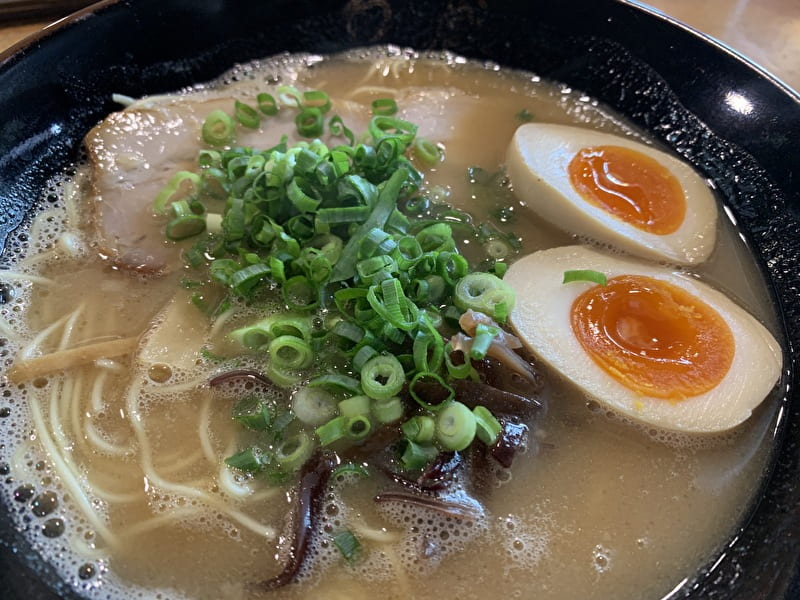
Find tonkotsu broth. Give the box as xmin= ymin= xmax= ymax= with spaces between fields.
xmin=0 ymin=49 xmax=781 ymax=600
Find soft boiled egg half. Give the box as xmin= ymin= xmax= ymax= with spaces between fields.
xmin=506 ymin=123 xmax=718 ymax=265
xmin=505 ymin=246 xmax=782 ymax=433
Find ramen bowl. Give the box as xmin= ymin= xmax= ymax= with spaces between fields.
xmin=0 ymin=1 xmax=798 ymax=598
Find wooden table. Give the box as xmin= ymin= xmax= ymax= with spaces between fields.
xmin=1 ymin=1 xmax=799 ymax=92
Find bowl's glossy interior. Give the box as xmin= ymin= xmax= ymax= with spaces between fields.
xmin=0 ymin=1 xmax=798 ymax=598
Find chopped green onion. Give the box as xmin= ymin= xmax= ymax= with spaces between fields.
xmin=372 ymin=396 xmax=403 ymax=424
xmin=166 ymin=214 xmax=206 ymax=241
xmin=353 ymin=345 xmax=379 ymax=372
xmin=470 ymin=323 xmax=500 ymax=360
xmin=515 ymin=108 xmax=534 ymax=122
xmin=338 ymin=395 xmax=371 ymax=418
xmin=454 ymin=272 xmax=516 ymax=320
xmin=282 ymin=276 xmax=318 ymax=311
xmin=368 ymin=115 xmax=417 ymax=146
xmin=235 ymin=100 xmax=260 ymax=129
xmin=225 ymin=448 xmax=264 ymax=473
xmin=257 ymin=92 xmax=279 ymax=115
xmin=398 ymin=438 xmax=438 ymax=471
xmin=316 ymin=416 xmax=348 ymax=445
xmin=308 ymin=374 xmax=362 ymax=396
xmin=345 ymin=415 xmax=372 ymax=441
xmin=202 ymin=109 xmax=235 ymax=146
xmin=360 ymin=355 xmax=405 ymax=400
xmin=331 ymin=167 xmax=410 ymax=282
xmin=371 ymin=98 xmax=398 ymax=116
xmin=492 ymin=262 xmax=508 ymax=277
xmin=292 ymin=386 xmax=338 ymax=426
xmin=229 ymin=263 xmax=270 ymax=296
xmin=303 ymin=90 xmax=332 ymax=114
xmin=562 ymin=269 xmax=608 ymax=286
xmin=267 ymin=364 xmax=302 ymax=388
xmin=413 ymin=137 xmax=441 ymax=166
xmin=435 ymin=401 xmax=477 ymax=451
xmin=268 ymin=335 xmax=313 ymax=371
xmin=296 ymin=107 xmax=324 ymax=138
xmin=401 ymin=415 xmax=436 ymax=444
xmin=153 ymin=171 xmax=201 ymax=214
xmin=332 ymin=462 xmax=370 ymax=479
xmin=333 ymin=530 xmax=361 ymax=562
xmin=275 ymin=432 xmax=314 ymax=471
xmin=409 ymin=371 xmax=454 ymax=411
xmin=473 ymin=405 xmax=502 ymax=445
xmin=232 ymin=395 xmax=273 ymax=431
xmin=277 ymin=84 xmax=302 ymax=107
xmin=329 ymin=115 xmax=355 ymax=145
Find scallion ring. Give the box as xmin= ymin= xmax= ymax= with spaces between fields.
xmin=296 ymin=107 xmax=324 ymax=138
xmin=435 ymin=401 xmax=477 ymax=451
xmin=360 ymin=354 xmax=404 ymax=400
xmin=202 ymin=109 xmax=235 ymax=147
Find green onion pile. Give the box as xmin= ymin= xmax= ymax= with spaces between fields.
xmin=156 ymin=86 xmax=521 ymax=481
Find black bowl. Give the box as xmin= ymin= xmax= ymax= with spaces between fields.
xmin=0 ymin=1 xmax=798 ymax=598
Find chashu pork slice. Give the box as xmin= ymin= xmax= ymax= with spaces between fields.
xmin=85 ymin=94 xmax=370 ymax=274
xmin=84 ymin=85 xmax=490 ymax=275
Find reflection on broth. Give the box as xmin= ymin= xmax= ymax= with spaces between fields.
xmin=0 ymin=48 xmax=783 ymax=600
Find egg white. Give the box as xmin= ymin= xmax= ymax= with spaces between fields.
xmin=506 ymin=245 xmax=782 ymax=433
xmin=506 ymin=123 xmax=718 ymax=265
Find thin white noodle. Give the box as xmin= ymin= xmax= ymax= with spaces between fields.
xmin=90 ymin=368 xmax=108 ymax=413
xmin=20 ymin=311 xmax=72 ymax=359
xmin=70 ymin=537 xmax=110 ymax=561
xmin=85 ymin=421 xmax=133 ymax=457
xmin=58 ymin=370 xmax=75 ymax=427
xmin=351 ymin=521 xmax=402 ymax=544
xmin=49 ymin=306 xmax=87 ymax=452
xmin=27 ymin=393 xmax=119 ymax=549
xmin=383 ymin=544 xmax=413 ymax=597
xmin=125 ymin=380 xmax=276 ymax=539
xmin=0 ymin=271 xmax=55 ymax=286
xmin=70 ymin=372 xmax=88 ymax=455
xmin=149 ymin=377 xmax=207 ymax=395
xmin=48 ymin=377 xmax=69 ymax=453
xmin=58 ymin=302 xmax=85 ymax=350
xmin=198 ymin=391 xmax=217 ymax=465
xmin=153 ymin=448 xmax=205 ymax=476
xmin=26 ymin=309 xmax=120 ymax=548
xmin=117 ymin=507 xmax=202 ymax=539
xmin=218 ymin=461 xmax=255 ymax=500
xmin=86 ymin=480 xmax=142 ymax=504
xmin=346 ymin=85 xmax=397 ymax=100
xmin=209 ymin=305 xmax=236 ymax=339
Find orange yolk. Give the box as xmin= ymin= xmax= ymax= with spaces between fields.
xmin=567 ymin=145 xmax=686 ymax=235
xmin=570 ymin=275 xmax=734 ymax=400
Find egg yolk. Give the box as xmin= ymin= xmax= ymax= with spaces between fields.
xmin=570 ymin=275 xmax=734 ymax=400
xmin=567 ymin=145 xmax=686 ymax=235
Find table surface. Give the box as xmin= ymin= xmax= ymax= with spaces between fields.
xmin=0 ymin=1 xmax=798 ymax=92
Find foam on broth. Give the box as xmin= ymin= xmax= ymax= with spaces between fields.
xmin=0 ymin=47 xmax=782 ymax=600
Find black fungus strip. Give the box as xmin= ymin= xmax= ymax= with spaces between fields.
xmin=489 ymin=420 xmax=529 ymax=469
xmin=452 ymin=379 xmax=540 ymax=416
xmin=472 ymin=356 xmax=543 ymax=397
xmin=381 ymin=451 xmax=464 ymax=493
xmin=257 ymin=450 xmax=337 ymax=590
xmin=374 ymin=491 xmax=482 ymax=521
xmin=417 ymin=451 xmax=463 ymax=491
xmin=209 ymin=369 xmax=273 ymax=388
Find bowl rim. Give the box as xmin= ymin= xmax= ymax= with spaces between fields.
xmin=0 ymin=1 xmax=798 ymax=599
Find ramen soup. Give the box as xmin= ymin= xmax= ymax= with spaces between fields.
xmin=0 ymin=49 xmax=784 ymax=600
